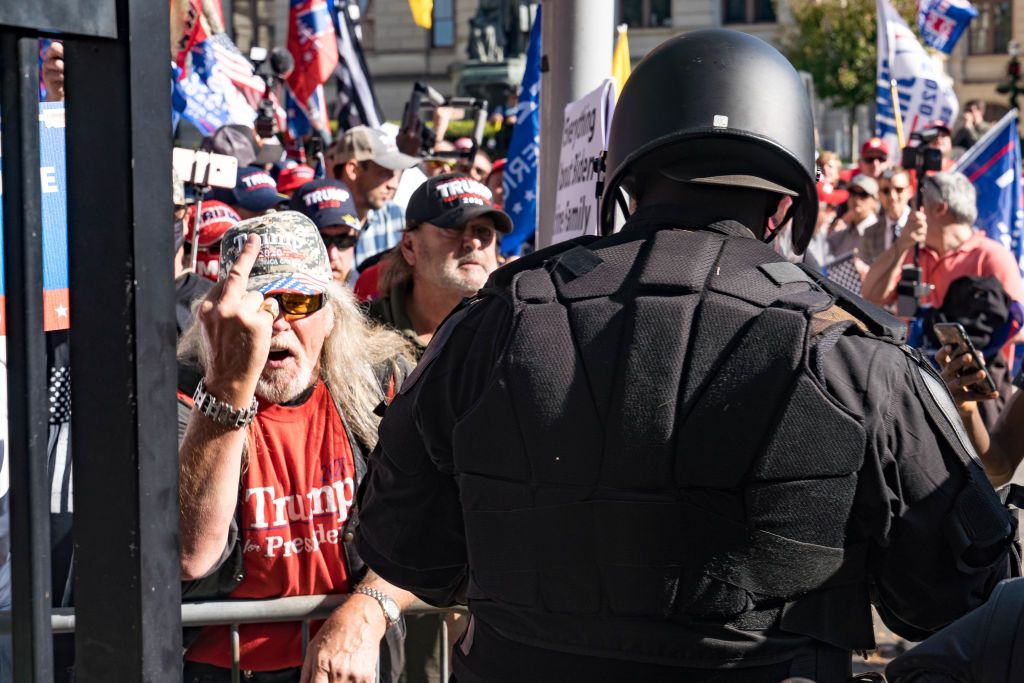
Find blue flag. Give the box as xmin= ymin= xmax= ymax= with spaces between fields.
xmin=0 ymin=102 xmax=70 ymax=333
xmin=954 ymin=109 xmax=1024 ymax=270
xmin=918 ymin=0 xmax=978 ymax=55
xmin=501 ymin=4 xmax=541 ymax=258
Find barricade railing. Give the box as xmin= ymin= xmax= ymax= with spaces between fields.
xmin=0 ymin=596 xmax=465 ymax=683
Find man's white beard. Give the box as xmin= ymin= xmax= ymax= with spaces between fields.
xmin=256 ymin=364 xmax=317 ymax=404
xmin=437 ymin=252 xmax=489 ymax=297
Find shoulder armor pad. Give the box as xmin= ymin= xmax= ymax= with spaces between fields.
xmin=486 ymin=235 xmax=601 ymax=291
xmin=907 ymin=344 xmax=984 ymax=470
xmin=798 ymin=263 xmax=906 ymax=343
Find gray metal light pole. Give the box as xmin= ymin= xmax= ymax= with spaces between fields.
xmin=537 ymin=0 xmax=615 ymax=248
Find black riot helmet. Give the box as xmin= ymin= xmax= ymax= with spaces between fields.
xmin=600 ymin=29 xmax=818 ymax=253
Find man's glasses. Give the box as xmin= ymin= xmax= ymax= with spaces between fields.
xmin=434 ymin=223 xmax=496 ymax=244
xmin=848 ymin=189 xmax=872 ymax=199
xmin=265 ymin=292 xmax=326 ymax=320
xmin=321 ymin=233 xmax=359 ymax=250
xmin=426 ymin=159 xmax=455 ymax=173
xmin=881 ymin=185 xmax=910 ymax=195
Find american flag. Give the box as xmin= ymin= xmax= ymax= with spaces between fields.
xmin=257 ymin=273 xmax=331 ymax=296
xmin=194 ymin=33 xmax=266 ymax=105
xmin=193 ymin=32 xmax=287 ymax=131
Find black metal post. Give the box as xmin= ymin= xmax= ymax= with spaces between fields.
xmin=0 ymin=31 xmax=56 ymax=683
xmin=65 ymin=0 xmax=181 ymax=678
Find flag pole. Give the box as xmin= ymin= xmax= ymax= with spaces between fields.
xmin=890 ymin=79 xmax=905 ymax=149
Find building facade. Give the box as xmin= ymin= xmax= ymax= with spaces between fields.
xmin=947 ymin=0 xmax=1019 ymax=119
xmin=224 ymin=0 xmax=1021 ymax=157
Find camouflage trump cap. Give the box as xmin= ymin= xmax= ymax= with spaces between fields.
xmin=219 ymin=211 xmax=333 ymax=295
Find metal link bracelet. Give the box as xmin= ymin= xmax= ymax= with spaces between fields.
xmin=192 ymin=379 xmax=258 ymax=429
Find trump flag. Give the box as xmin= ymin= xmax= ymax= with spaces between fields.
xmin=0 ymin=102 xmax=70 ymax=334
xmin=954 ymin=109 xmax=1024 ymax=269
xmin=917 ymin=0 xmax=977 ymax=55
xmin=876 ymin=0 xmax=959 ymax=160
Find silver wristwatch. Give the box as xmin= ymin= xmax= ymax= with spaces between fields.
xmin=192 ymin=379 xmax=258 ymax=429
xmin=353 ymin=586 xmax=401 ymax=629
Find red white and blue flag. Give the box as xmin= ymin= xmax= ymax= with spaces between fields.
xmin=917 ymin=0 xmax=977 ymax=55
xmin=287 ymin=0 xmax=339 ymax=107
xmin=286 ymin=84 xmax=332 ymax=143
xmin=954 ymin=109 xmax=1024 ymax=270
xmin=258 ymin=274 xmax=331 ymax=296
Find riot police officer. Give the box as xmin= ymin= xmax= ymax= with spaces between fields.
xmin=356 ymin=29 xmax=1018 ymax=681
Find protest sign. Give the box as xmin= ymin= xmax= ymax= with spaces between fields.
xmin=552 ymin=79 xmax=614 ymax=245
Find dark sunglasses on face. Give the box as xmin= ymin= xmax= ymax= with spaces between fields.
xmin=265 ymin=292 xmax=326 ymax=320
xmin=848 ymin=189 xmax=872 ymax=199
xmin=321 ymin=232 xmax=359 ymax=250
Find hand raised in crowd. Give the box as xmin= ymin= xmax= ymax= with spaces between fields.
xmin=196 ymin=234 xmax=277 ymax=406
xmin=396 ymin=115 xmax=422 ymax=157
xmin=897 ymin=208 xmax=927 ymax=252
xmin=42 ymin=41 xmax=65 ymax=102
xmin=432 ymin=105 xmax=464 ymax=142
xmin=300 ymin=600 xmax=384 ymax=683
xmin=833 ymin=210 xmax=854 ymax=233
xmin=936 ymin=343 xmax=999 ymax=406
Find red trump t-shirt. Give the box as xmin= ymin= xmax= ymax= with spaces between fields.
xmin=187 ymin=381 xmax=357 ymax=670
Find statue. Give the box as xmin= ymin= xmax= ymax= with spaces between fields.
xmin=467 ymin=0 xmax=535 ymax=62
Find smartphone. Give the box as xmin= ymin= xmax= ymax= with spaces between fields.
xmin=172 ymin=148 xmax=239 ymax=189
xmin=933 ymin=322 xmax=998 ymax=395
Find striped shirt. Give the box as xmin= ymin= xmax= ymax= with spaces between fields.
xmin=356 ymin=202 xmax=405 ymax=268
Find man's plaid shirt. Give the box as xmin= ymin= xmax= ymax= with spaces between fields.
xmin=356 ymin=201 xmax=405 ymax=268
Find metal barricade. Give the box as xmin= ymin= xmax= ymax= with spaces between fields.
xmin=0 ymin=596 xmax=466 ymax=682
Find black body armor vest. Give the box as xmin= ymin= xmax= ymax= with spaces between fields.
xmin=452 ymin=222 xmax=906 ymax=666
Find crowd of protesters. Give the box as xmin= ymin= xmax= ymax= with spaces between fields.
xmin=774 ymin=104 xmax=1024 ymax=488
xmin=6 ymin=36 xmax=1024 ymax=683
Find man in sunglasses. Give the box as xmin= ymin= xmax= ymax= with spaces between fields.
xmin=851 ymin=136 xmax=891 ymax=182
xmin=177 ymin=212 xmax=416 ymax=683
xmin=826 ymin=175 xmax=880 ymax=261
xmin=367 ymin=173 xmax=510 ymax=358
xmin=291 ymin=179 xmax=362 ymax=285
xmin=860 ymin=168 xmax=913 ymax=265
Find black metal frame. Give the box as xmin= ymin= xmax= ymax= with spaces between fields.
xmin=0 ymin=32 xmax=55 ymax=682
xmin=0 ymin=1 xmax=181 ymax=680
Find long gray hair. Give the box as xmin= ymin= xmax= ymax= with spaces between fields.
xmin=179 ymin=281 xmax=413 ymax=448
